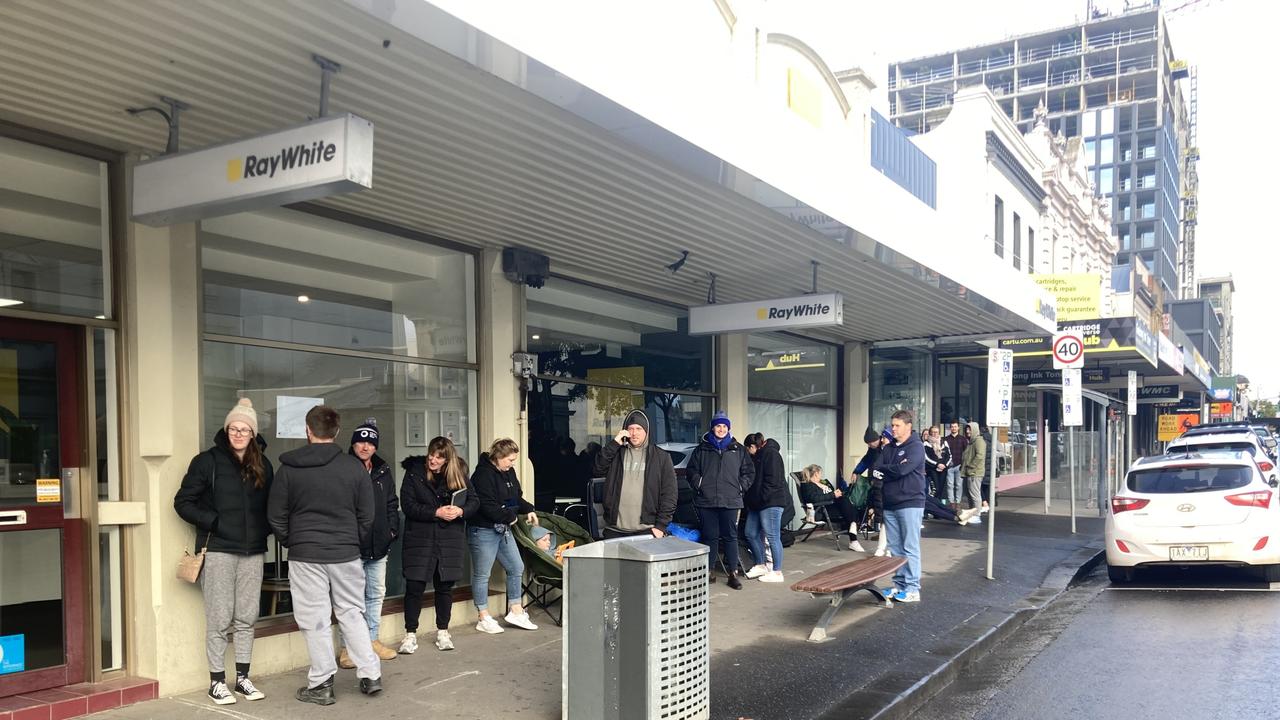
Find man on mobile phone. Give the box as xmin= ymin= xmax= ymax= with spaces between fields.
xmin=593 ymin=410 xmax=677 ymax=539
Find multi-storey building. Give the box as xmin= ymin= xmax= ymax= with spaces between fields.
xmin=1199 ymin=275 xmax=1234 ymax=375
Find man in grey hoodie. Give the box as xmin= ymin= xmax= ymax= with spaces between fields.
xmin=593 ymin=410 xmax=677 ymax=538
xmin=960 ymin=421 xmax=987 ymax=521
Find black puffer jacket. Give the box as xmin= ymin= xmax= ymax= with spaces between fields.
xmin=352 ymin=452 xmax=400 ymax=561
xmin=687 ymin=434 xmax=754 ymax=509
xmin=173 ymin=430 xmax=274 ymax=554
xmin=268 ymin=443 xmax=373 ymax=564
xmin=745 ymin=438 xmax=789 ymax=510
xmin=468 ymin=453 xmax=535 ymax=527
xmin=399 ymin=457 xmax=480 ymax=583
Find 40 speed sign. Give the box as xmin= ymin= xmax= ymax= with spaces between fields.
xmin=1052 ymin=332 xmax=1085 ymax=369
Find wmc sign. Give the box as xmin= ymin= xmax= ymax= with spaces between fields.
xmin=689 ymin=293 xmax=843 ymax=335
xmin=133 ymin=114 xmax=374 ymax=226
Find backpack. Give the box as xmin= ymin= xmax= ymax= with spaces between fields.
xmin=846 ymin=475 xmax=871 ymax=509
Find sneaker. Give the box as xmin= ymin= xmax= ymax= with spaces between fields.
xmin=958 ymin=508 xmax=980 ymax=525
xmin=476 ymin=616 xmax=505 ymax=634
xmin=398 ymin=633 xmax=418 ymax=654
xmin=849 ymin=540 xmax=866 ymax=552
xmin=745 ymin=564 xmax=769 ymax=579
xmin=504 ymin=611 xmax=538 ymax=631
xmin=892 ymin=590 xmax=921 ymax=603
xmin=337 ymin=647 xmax=355 ymax=669
xmin=234 ymin=676 xmax=264 ymax=701
xmin=759 ymin=570 xmax=785 ymax=583
xmin=295 ymin=676 xmax=335 ymax=706
xmin=435 ymin=630 xmax=455 ymax=651
xmin=209 ymin=680 xmax=236 ymax=705
xmin=968 ymin=515 xmax=982 ymax=525
xmin=726 ymin=574 xmax=743 ymax=590
xmin=371 ymin=639 xmax=397 ymax=661
xmin=881 ymin=586 xmax=897 ymax=600
xmin=981 ymin=505 xmax=990 ymax=514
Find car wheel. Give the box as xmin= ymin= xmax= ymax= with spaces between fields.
xmin=1107 ymin=564 xmax=1134 ymax=584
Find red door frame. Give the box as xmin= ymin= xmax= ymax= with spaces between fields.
xmin=0 ymin=318 xmax=86 ymax=698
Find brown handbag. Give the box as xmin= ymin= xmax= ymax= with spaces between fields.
xmin=176 ymin=538 xmax=208 ymax=583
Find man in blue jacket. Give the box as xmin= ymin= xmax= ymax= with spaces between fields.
xmin=873 ymin=409 xmax=927 ymax=603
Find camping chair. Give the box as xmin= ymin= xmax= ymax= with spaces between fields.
xmin=795 ymin=473 xmax=847 ymax=550
xmin=584 ymin=477 xmax=606 ymax=540
xmin=512 ymin=511 xmax=594 ymax=626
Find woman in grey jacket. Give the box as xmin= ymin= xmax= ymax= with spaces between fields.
xmin=686 ymin=411 xmax=754 ymax=589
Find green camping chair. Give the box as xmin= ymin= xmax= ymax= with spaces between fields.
xmin=513 ymin=510 xmax=593 ymax=626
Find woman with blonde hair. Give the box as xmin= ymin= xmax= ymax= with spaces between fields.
xmin=398 ymin=436 xmax=479 ymax=653
xmin=468 ymin=438 xmax=539 ymax=634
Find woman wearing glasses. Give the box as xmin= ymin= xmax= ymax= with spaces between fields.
xmin=174 ymin=398 xmax=275 ymax=706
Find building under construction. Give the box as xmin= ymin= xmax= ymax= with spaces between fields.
xmin=886 ymin=2 xmax=1197 ymax=300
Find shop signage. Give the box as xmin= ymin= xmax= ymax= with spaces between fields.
xmin=1138 ymin=385 xmax=1181 ymax=401
xmin=133 ymin=113 xmax=375 ymax=226
xmin=1052 ymin=331 xmax=1084 ymax=369
xmin=1133 ymin=314 xmax=1158 ymax=368
xmin=1013 ymin=367 xmax=1111 ymax=385
xmin=1127 ymin=371 xmax=1138 ymax=416
xmin=1032 ymin=273 xmax=1101 ymax=321
xmin=987 ymin=349 xmax=1014 ymax=427
xmin=35 ymin=477 xmax=61 ymax=503
xmin=1062 ymin=368 xmax=1083 ymax=427
xmin=689 ymin=293 xmax=842 ymax=335
xmin=1211 ymin=387 xmax=1233 ymax=401
xmin=1188 ymin=347 xmax=1213 ymax=388
xmin=1210 ymin=401 xmax=1234 ymax=418
xmin=1158 ymin=333 xmax=1184 ymax=375
xmin=1158 ymin=412 xmax=1199 ymax=442
xmin=998 ymin=317 xmax=1151 ymax=360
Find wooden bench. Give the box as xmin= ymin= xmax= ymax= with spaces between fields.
xmin=790 ymin=556 xmax=907 ymax=642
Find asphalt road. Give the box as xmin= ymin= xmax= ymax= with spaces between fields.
xmin=914 ymin=564 xmax=1280 ymax=720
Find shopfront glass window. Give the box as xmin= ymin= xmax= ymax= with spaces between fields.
xmin=870 ymin=348 xmax=932 ymax=428
xmin=747 ymin=333 xmax=837 ymax=405
xmin=1009 ymin=389 xmax=1039 ymax=475
xmin=937 ymin=361 xmax=982 ymax=426
xmin=0 ymin=137 xmax=111 ymax=318
xmin=749 ymin=401 xmax=837 ymax=478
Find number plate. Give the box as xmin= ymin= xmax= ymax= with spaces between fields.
xmin=1169 ymin=545 xmax=1209 ymax=561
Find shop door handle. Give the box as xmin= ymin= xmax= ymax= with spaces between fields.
xmin=0 ymin=510 xmax=27 ymax=526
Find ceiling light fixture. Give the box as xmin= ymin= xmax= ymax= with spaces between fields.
xmin=297 ymin=295 xmax=310 ymax=303
xmin=0 ymin=299 xmax=23 ymax=307
xmin=531 ymin=334 xmax=541 ymax=340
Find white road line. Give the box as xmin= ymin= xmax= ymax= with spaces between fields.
xmin=414 ymin=669 xmax=480 ymax=691
xmin=175 ymin=697 xmax=263 ymax=720
xmin=519 ymin=638 xmax=562 ymax=654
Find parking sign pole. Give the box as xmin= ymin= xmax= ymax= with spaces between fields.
xmin=1044 ymin=418 xmax=1051 ymax=514
xmin=987 ymin=431 xmax=997 ymax=580
xmin=1068 ymin=425 xmax=1077 ymax=534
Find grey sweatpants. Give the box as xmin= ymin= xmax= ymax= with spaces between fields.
xmin=966 ymin=476 xmax=982 ymax=509
xmin=290 ymin=559 xmax=380 ymax=686
xmin=201 ymin=551 xmax=264 ymax=673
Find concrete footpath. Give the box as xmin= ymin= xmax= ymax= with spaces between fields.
xmin=87 ymin=486 xmax=1103 ymax=720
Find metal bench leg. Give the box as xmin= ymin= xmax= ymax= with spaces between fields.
xmin=806 ymin=582 xmax=895 ymax=643
xmin=860 ymin=582 xmax=894 ymax=608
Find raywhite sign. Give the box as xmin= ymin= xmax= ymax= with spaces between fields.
xmin=1062 ymin=368 xmax=1083 ymax=427
xmin=688 ymin=293 xmax=842 ymax=335
xmin=986 ymin=348 xmax=1014 ymax=427
xmin=133 ymin=113 xmax=374 ymax=226
xmin=1127 ymin=371 xmax=1138 ymax=416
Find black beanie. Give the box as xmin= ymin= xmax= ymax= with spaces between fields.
xmin=863 ymin=426 xmax=879 ymax=444
xmin=350 ymin=417 xmax=379 ymax=449
xmin=624 ymin=410 xmax=649 ymax=434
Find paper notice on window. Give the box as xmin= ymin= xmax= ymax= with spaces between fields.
xmin=276 ymin=396 xmax=324 ymax=439
xmin=36 ymin=478 xmax=61 ymax=503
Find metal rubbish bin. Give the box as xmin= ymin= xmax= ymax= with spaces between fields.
xmin=562 ymin=535 xmax=710 ymax=720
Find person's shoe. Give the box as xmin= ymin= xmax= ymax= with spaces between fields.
xmin=892 ymin=590 xmax=921 ymax=603
xmin=234 ymin=675 xmax=264 ymax=701
xmin=359 ymin=677 xmax=382 ymax=696
xmin=849 ymin=539 xmax=866 ymax=552
xmin=726 ymin=574 xmax=743 ymax=590
xmin=958 ymin=508 xmax=980 ymax=525
xmin=337 ymin=647 xmax=355 ymax=669
xmin=476 ymin=615 xmax=505 ymax=634
xmin=398 ymin=632 xmax=418 ymax=654
xmin=371 ymin=639 xmax=397 ymax=661
xmin=209 ymin=680 xmax=236 ymax=705
xmin=968 ymin=515 xmax=982 ymax=525
xmin=759 ymin=570 xmax=785 ymax=583
xmin=435 ymin=630 xmax=455 ymax=651
xmin=296 ymin=676 xmax=335 ymax=706
xmin=504 ymin=610 xmax=538 ymax=631
xmin=981 ymin=504 xmax=990 ymax=514
xmin=881 ymin=586 xmax=897 ymax=600
xmin=745 ymin=564 xmax=769 ymax=579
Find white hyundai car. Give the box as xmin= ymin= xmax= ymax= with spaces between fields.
xmin=1106 ymin=449 xmax=1280 ymax=583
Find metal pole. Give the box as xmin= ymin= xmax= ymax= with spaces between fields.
xmin=1127 ymin=414 xmax=1134 ymax=476
xmin=986 ymin=429 xmax=997 ymax=580
xmin=1068 ymin=425 xmax=1077 ymax=534
xmin=1043 ymin=418 xmax=1051 ymax=514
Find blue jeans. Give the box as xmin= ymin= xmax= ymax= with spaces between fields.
xmin=698 ymin=507 xmax=740 ymax=573
xmin=946 ymin=466 xmax=963 ymax=505
xmin=338 ymin=555 xmax=387 ymax=647
xmin=745 ymin=507 xmax=784 ymax=571
xmin=468 ymin=525 xmax=524 ymax=612
xmin=883 ymin=507 xmax=924 ymax=594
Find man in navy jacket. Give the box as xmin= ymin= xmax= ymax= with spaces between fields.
xmin=872 ymin=409 xmax=926 ymax=603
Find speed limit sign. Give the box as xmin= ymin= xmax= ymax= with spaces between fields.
xmin=1052 ymin=332 xmax=1084 ymax=369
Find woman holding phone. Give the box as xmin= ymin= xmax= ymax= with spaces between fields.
xmin=398 ymin=436 xmax=479 ymax=652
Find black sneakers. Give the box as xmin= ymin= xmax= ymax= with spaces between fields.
xmin=296 ymin=675 xmax=335 ymax=706
xmin=360 ymin=676 xmax=383 ymax=696
xmin=726 ymin=574 xmax=743 ymax=590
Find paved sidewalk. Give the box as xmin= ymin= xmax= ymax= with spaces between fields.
xmin=87 ymin=493 xmax=1102 ymax=720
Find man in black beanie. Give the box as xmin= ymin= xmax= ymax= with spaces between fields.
xmin=593 ymin=410 xmax=677 ymax=538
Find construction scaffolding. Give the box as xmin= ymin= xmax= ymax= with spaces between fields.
xmin=1179 ymin=64 xmax=1199 ymax=298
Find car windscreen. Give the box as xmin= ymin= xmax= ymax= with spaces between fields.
xmin=1127 ymin=465 xmax=1253 ymax=493
xmin=665 ymin=450 xmax=688 ymax=466
xmin=1168 ymin=441 xmax=1256 ymax=456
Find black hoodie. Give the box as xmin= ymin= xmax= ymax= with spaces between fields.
xmin=745 ymin=438 xmax=789 ymax=510
xmin=348 ymin=450 xmax=400 ymax=561
xmin=268 ymin=443 xmax=374 ymax=564
xmin=173 ymin=430 xmax=274 ymax=554
xmin=468 ymin=452 xmax=535 ymax=527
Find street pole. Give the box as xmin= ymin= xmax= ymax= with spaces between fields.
xmin=986 ymin=430 xmax=997 ymax=580
xmin=1044 ymin=418 xmax=1051 ymax=514
xmin=1068 ymin=424 xmax=1077 ymax=534
xmin=1126 ymin=414 xmax=1134 ymax=480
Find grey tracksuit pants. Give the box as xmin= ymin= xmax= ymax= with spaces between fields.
xmin=201 ymin=551 xmax=264 ymax=673
xmin=290 ymin=559 xmax=381 ymax=686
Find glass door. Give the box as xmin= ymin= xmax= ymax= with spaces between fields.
xmin=0 ymin=319 xmax=85 ymax=697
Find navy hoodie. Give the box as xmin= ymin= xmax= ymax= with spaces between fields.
xmin=877 ymin=431 xmax=927 ymax=511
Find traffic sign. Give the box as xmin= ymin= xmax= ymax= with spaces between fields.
xmin=1052 ymin=332 xmax=1084 ymax=369
xmin=987 ymin=348 xmax=1014 ymax=427
xmin=1127 ymin=371 xmax=1138 ymax=416
xmin=1062 ymin=368 xmax=1083 ymax=426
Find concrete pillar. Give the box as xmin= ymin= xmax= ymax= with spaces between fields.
xmin=842 ymin=341 xmax=870 ymax=476
xmin=716 ymin=333 xmax=749 ymax=430
xmin=476 ymin=249 xmax=526 ymax=492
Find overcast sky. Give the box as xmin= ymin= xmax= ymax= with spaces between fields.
xmin=773 ymin=0 xmax=1279 ymax=402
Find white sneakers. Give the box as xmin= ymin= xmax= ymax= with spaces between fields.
xmin=745 ymin=564 xmax=769 ymax=579
xmin=435 ymin=630 xmax=455 ymax=651
xmin=476 ymin=616 xmax=505 ymax=634
xmin=398 ymin=632 xmax=418 ymax=654
xmin=759 ymin=570 xmax=785 ymax=583
xmin=849 ymin=539 xmax=866 ymax=552
xmin=504 ymin=611 xmax=539 ymax=631
xmin=957 ymin=508 xmax=981 ymax=525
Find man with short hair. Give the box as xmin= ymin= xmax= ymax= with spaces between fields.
xmin=593 ymin=410 xmax=677 ymax=539
xmin=268 ymin=406 xmax=381 ymax=705
xmin=942 ymin=422 xmax=968 ymax=507
xmin=873 ymin=409 xmax=926 ymax=603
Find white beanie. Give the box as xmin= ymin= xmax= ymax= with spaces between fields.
xmin=224 ymin=398 xmax=258 ymax=436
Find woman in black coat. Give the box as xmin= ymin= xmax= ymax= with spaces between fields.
xmin=398 ymin=436 xmax=479 ymax=653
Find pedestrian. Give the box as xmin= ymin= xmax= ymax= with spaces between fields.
xmin=268 ymin=405 xmax=381 ymax=705
xmin=851 ymin=427 xmax=892 ymax=556
xmin=744 ymin=435 xmax=789 ymax=582
xmin=173 ymin=398 xmax=273 ymax=706
xmin=686 ymin=411 xmax=754 ymax=589
xmin=961 ymin=421 xmax=987 ymax=524
xmin=942 ymin=421 xmax=968 ymax=507
xmin=398 ymin=436 xmax=479 ymax=653
xmin=874 ymin=409 xmax=927 ymax=603
xmin=924 ymin=426 xmax=952 ymax=504
xmin=593 ymin=410 xmax=677 ymax=538
xmin=468 ymin=438 xmax=540 ymax=634
xmin=337 ymin=418 xmax=400 ymax=669
xmin=799 ymin=463 xmax=864 ymax=552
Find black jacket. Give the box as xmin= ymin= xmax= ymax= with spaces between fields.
xmin=399 ymin=457 xmax=480 ymax=583
xmin=594 ymin=438 xmax=678 ymax=533
xmin=468 ymin=453 xmax=535 ymax=527
xmin=687 ymin=434 xmax=754 ymax=509
xmin=877 ymin=432 xmax=927 ymax=511
xmin=268 ymin=443 xmax=374 ymax=564
xmin=173 ymin=431 xmax=274 ymax=555
xmin=925 ymin=442 xmax=952 ymax=481
xmin=745 ymin=439 xmax=789 ymax=510
xmin=351 ymin=451 xmax=400 ymax=561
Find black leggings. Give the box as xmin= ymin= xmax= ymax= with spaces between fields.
xmin=404 ymin=567 xmax=455 ymax=632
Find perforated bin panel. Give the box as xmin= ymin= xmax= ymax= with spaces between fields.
xmin=651 ymin=556 xmax=709 ymax=720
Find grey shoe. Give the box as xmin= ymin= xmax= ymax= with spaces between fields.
xmin=296 ymin=676 xmax=335 ymax=706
